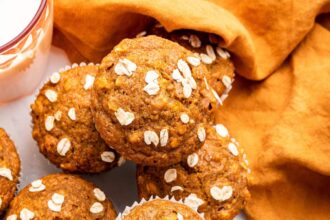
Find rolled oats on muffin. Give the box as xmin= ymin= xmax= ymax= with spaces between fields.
xmin=31 ymin=63 xmax=121 ymax=173
xmin=0 ymin=128 xmax=20 ymax=214
xmin=137 ymin=125 xmax=250 ymax=220
xmin=92 ymin=35 xmax=219 ymax=167
xmin=5 ymin=173 xmax=116 ymax=219
xmin=147 ymin=24 xmax=235 ymax=104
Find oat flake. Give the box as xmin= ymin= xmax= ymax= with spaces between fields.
xmin=188 ymin=77 xmax=197 ymax=90
xmin=221 ymin=93 xmax=229 ymax=102
xmin=228 ymin=143 xmax=239 ymax=156
xmin=93 ymin=188 xmax=106 ymax=202
xmin=115 ymin=108 xmax=135 ymax=126
xmin=216 ymin=47 xmax=230 ymax=59
xmin=177 ymin=59 xmax=192 ymax=79
xmin=211 ymin=89 xmax=223 ymax=105
xmin=164 ymin=168 xmax=177 ymax=183
xmin=20 ymin=208 xmax=34 ymax=220
xmin=48 ymin=193 xmax=64 ymax=212
xmin=214 ymin=124 xmax=229 ymax=137
xmin=145 ymin=70 xmax=159 ymax=84
xmin=180 ymin=113 xmax=190 ymax=124
xmin=171 ymin=69 xmax=183 ymax=82
xmin=187 ymin=56 xmax=201 ymax=67
xmin=206 ymin=44 xmax=216 ymax=61
xmin=68 ymin=108 xmax=76 ymax=121
xmin=114 ymin=58 xmax=137 ymax=77
xmin=48 ymin=200 xmax=61 ymax=212
xmin=6 ymin=214 xmax=17 ymax=220
xmin=197 ymin=127 xmax=206 ymax=142
xmin=171 ymin=186 xmax=184 ymax=192
xmin=54 ymin=111 xmax=62 ymax=121
xmin=200 ymin=53 xmax=213 ymax=64
xmin=210 ymin=185 xmax=233 ymax=202
xmin=183 ymin=82 xmax=192 ymax=98
xmin=189 ymin=34 xmax=201 ymax=48
xmin=177 ymin=213 xmax=184 ymax=220
xmin=45 ymin=89 xmax=58 ymax=102
xmin=101 ymin=151 xmax=115 ymax=163
xmin=144 ymin=130 xmax=159 ymax=146
xmin=29 ymin=179 xmax=46 ymax=192
xmin=118 ymin=156 xmax=126 ymax=167
xmin=159 ymin=128 xmax=169 ymax=147
xmin=90 ymin=202 xmax=104 ymax=214
xmin=187 ymin=153 xmax=199 ymax=167
xmin=84 ymin=74 xmax=95 ymax=90
xmin=203 ymin=77 xmax=210 ymax=90
xmin=45 ymin=116 xmax=55 ymax=131
xmin=0 ymin=167 xmax=13 ymax=181
xmin=143 ymin=82 xmax=160 ymax=96
xmin=136 ymin=31 xmax=147 ymax=38
xmin=52 ymin=193 xmax=65 ymax=204
xmin=184 ymin=194 xmax=204 ymax=210
xmin=222 ymin=75 xmax=232 ymax=88
xmin=57 ymin=138 xmax=71 ymax=156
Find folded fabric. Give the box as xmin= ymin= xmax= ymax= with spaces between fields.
xmin=217 ymin=24 xmax=330 ymax=219
xmin=53 ymin=0 xmax=330 ymax=219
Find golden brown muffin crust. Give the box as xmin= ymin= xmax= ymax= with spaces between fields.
xmin=137 ymin=126 xmax=250 ymax=220
xmin=5 ymin=173 xmax=117 ymax=219
xmin=121 ymin=199 xmax=203 ymax=220
xmin=147 ymin=24 xmax=235 ymax=102
xmin=31 ymin=65 xmax=120 ymax=173
xmin=92 ymin=35 xmax=218 ymax=167
xmin=0 ymin=128 xmax=20 ymax=214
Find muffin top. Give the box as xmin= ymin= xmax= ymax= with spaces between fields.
xmin=92 ymin=35 xmax=218 ymax=166
xmin=147 ymin=23 xmax=235 ymax=104
xmin=137 ymin=125 xmax=250 ymax=220
xmin=5 ymin=173 xmax=117 ymax=220
xmin=117 ymin=197 xmax=204 ymax=220
xmin=0 ymin=128 xmax=20 ymax=214
xmin=31 ymin=63 xmax=122 ymax=173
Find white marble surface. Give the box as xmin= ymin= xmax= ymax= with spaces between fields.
xmin=0 ymin=46 xmax=247 ymax=219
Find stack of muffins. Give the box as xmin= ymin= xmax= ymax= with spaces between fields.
xmin=0 ymin=23 xmax=250 ymax=220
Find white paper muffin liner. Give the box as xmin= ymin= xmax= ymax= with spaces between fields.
xmin=57 ymin=62 xmax=99 ymax=73
xmin=45 ymin=62 xmax=99 ymax=85
xmin=116 ymin=195 xmax=205 ymax=220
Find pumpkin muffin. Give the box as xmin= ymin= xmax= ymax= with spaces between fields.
xmin=147 ymin=23 xmax=235 ymax=104
xmin=92 ymin=35 xmax=219 ymax=167
xmin=116 ymin=196 xmax=204 ymax=220
xmin=5 ymin=173 xmax=116 ymax=220
xmin=31 ymin=63 xmax=122 ymax=173
xmin=137 ymin=125 xmax=250 ymax=220
xmin=0 ymin=128 xmax=20 ymax=215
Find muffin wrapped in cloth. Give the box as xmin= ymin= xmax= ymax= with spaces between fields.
xmin=146 ymin=25 xmax=235 ymax=101
xmin=54 ymin=0 xmax=330 ymax=219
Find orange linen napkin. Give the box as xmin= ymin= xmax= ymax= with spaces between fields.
xmin=53 ymin=0 xmax=330 ymax=219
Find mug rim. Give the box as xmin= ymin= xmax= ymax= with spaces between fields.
xmin=0 ymin=0 xmax=47 ymax=53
